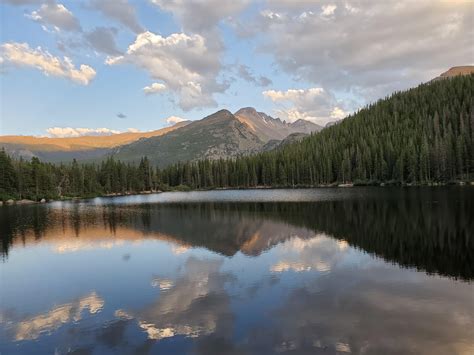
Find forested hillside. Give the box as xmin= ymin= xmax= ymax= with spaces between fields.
xmin=161 ymin=74 xmax=473 ymax=188
xmin=0 ymin=74 xmax=472 ymax=201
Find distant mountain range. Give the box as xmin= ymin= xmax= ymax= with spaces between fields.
xmin=0 ymin=122 xmax=189 ymax=163
xmin=1 ymin=107 xmax=321 ymax=167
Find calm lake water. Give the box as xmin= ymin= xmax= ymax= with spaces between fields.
xmin=1 ymin=187 xmax=473 ymax=355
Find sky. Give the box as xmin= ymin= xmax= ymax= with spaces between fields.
xmin=0 ymin=0 xmax=472 ymax=137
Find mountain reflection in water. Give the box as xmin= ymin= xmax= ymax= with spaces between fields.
xmin=0 ymin=188 xmax=473 ymax=354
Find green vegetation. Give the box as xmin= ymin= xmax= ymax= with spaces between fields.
xmin=0 ymin=75 xmax=472 ymax=201
xmin=160 ymin=74 xmax=473 ymax=188
xmin=111 ymin=109 xmax=263 ymax=167
xmin=0 ymin=153 xmax=160 ymax=201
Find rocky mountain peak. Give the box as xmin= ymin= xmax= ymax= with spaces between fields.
xmin=234 ymin=107 xmax=258 ymax=116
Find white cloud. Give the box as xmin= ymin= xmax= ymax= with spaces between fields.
xmin=261 ymin=10 xmax=284 ymax=21
xmin=108 ymin=31 xmax=225 ymax=110
xmin=46 ymin=127 xmax=140 ymax=138
xmin=90 ymin=0 xmax=143 ymax=34
xmin=254 ymin=1 xmax=474 ymax=103
xmin=143 ymin=82 xmax=167 ymax=95
xmin=27 ymin=2 xmax=81 ymax=32
xmin=263 ymin=88 xmax=325 ymax=102
xmin=344 ymin=3 xmax=360 ymax=14
xmin=147 ymin=1 xmax=249 ymax=108
xmin=263 ymin=88 xmax=347 ymax=125
xmin=330 ymin=107 xmax=347 ymax=120
xmin=150 ymin=0 xmax=249 ymax=32
xmin=0 ymin=42 xmax=96 ymax=85
xmin=166 ymin=116 xmax=187 ymax=125
xmin=321 ymin=4 xmax=337 ymax=17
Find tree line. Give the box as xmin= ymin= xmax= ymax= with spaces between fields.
xmin=160 ymin=74 xmax=473 ymax=188
xmin=0 ymin=74 xmax=473 ymax=201
xmin=0 ymin=154 xmax=160 ymax=201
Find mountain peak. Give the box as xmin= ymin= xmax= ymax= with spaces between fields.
xmin=215 ymin=109 xmax=233 ymax=115
xmin=234 ymin=107 xmax=322 ymax=142
xmin=291 ymin=119 xmax=308 ymax=125
xmin=201 ymin=109 xmax=234 ymax=122
xmin=440 ymin=66 xmax=474 ymax=78
xmin=234 ymin=107 xmax=258 ymax=116
xmin=432 ymin=66 xmax=474 ymax=81
xmin=290 ymin=119 xmax=322 ymax=130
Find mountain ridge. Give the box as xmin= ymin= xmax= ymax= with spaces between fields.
xmin=0 ymin=121 xmax=190 ymax=162
xmin=431 ymin=65 xmax=474 ymax=81
xmin=110 ymin=109 xmax=265 ymax=167
xmin=1 ymin=108 xmax=321 ymax=166
xmin=234 ymin=107 xmax=322 ymax=142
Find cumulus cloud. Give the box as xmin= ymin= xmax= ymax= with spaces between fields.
xmin=143 ymin=82 xmax=167 ymax=95
xmin=150 ymin=0 xmax=249 ymax=33
xmin=253 ymin=1 xmax=474 ymax=102
xmin=238 ymin=64 xmax=272 ymax=87
xmin=108 ymin=31 xmax=225 ymax=110
xmin=321 ymin=4 xmax=337 ymax=18
xmin=144 ymin=1 xmax=251 ymax=109
xmin=90 ymin=0 xmax=143 ymax=34
xmin=46 ymin=127 xmax=139 ymax=138
xmin=0 ymin=42 xmax=96 ymax=85
xmin=166 ymin=116 xmax=187 ymax=125
xmin=27 ymin=2 xmax=81 ymax=32
xmin=263 ymin=88 xmax=347 ymax=125
xmin=85 ymin=27 xmax=122 ymax=55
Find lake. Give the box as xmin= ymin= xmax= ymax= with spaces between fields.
xmin=0 ymin=187 xmax=473 ymax=354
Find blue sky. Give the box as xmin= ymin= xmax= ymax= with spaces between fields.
xmin=1 ymin=0 xmax=472 ymax=137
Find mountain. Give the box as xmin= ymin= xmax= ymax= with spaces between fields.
xmin=0 ymin=121 xmax=189 ymax=163
xmin=234 ymin=107 xmax=322 ymax=142
xmin=110 ymin=108 xmax=322 ymax=167
xmin=111 ymin=109 xmax=264 ymax=167
xmin=262 ymin=132 xmax=309 ymax=152
xmin=432 ymin=65 xmax=474 ymax=81
xmin=325 ymin=119 xmax=342 ymax=128
xmin=1 ymin=107 xmax=322 ymax=166
xmin=156 ymin=72 xmax=473 ymax=187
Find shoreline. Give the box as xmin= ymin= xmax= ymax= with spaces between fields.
xmin=1 ymin=181 xmax=472 ymax=206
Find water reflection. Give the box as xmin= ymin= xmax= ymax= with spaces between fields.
xmin=3 ymin=292 xmax=104 ymax=342
xmin=2 ymin=188 xmax=472 ymax=280
xmin=117 ymin=257 xmax=234 ymax=342
xmin=0 ymin=188 xmax=473 ymax=354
